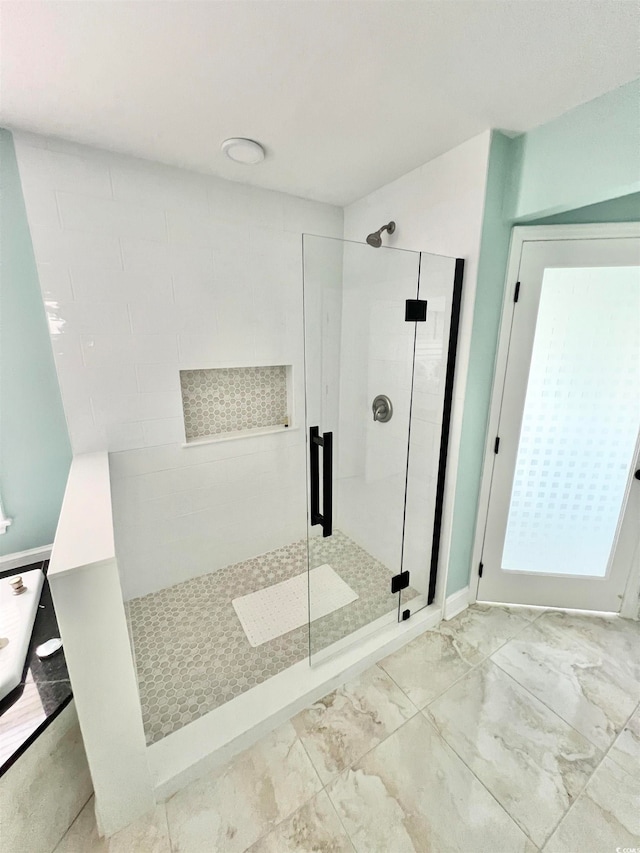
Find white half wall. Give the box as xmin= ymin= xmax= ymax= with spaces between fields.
xmin=343 ymin=132 xmax=492 ymax=607
xmin=48 ymin=452 xmax=154 ymax=836
xmin=13 ymin=132 xmax=342 ymax=598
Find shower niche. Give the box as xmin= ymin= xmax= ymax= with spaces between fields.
xmin=179 ymin=364 xmax=294 ymax=444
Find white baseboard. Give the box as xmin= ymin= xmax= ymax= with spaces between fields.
xmin=0 ymin=544 xmax=53 ymax=571
xmin=443 ymin=586 xmax=470 ymax=620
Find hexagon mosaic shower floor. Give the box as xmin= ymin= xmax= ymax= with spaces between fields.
xmin=126 ymin=530 xmax=418 ymax=744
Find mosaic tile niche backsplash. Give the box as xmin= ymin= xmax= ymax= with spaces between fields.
xmin=180 ymin=365 xmax=289 ymax=441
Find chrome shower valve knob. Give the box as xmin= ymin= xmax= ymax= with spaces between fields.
xmin=372 ymin=395 xmax=393 ymax=423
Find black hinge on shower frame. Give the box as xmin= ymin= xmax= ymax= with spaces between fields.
xmin=478 ymin=561 xmax=484 ymax=578
xmin=405 ymin=299 xmax=428 ymax=322
xmin=514 ymin=281 xmax=521 ymax=303
xmin=391 ymin=571 xmax=410 ymax=594
xmin=494 ymin=436 xmax=500 ymax=454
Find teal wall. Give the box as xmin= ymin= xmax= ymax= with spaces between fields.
xmin=505 ymin=78 xmax=640 ymax=221
xmin=446 ymin=131 xmax=515 ymax=595
xmin=0 ymin=129 xmax=71 ymax=556
xmin=527 ymin=192 xmax=640 ymax=226
xmin=447 ymin=82 xmax=640 ymax=596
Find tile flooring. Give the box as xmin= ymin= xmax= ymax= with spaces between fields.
xmin=56 ymin=604 xmax=640 ymax=852
xmin=127 ymin=530 xmax=417 ymax=744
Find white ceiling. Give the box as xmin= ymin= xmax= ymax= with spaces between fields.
xmin=1 ymin=1 xmax=638 ymax=206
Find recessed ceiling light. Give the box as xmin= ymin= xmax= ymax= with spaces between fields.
xmin=221 ymin=138 xmax=265 ymax=165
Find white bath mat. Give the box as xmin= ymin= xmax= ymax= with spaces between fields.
xmin=232 ymin=564 xmax=358 ymax=647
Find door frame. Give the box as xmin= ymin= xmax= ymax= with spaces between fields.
xmin=470 ymin=222 xmax=640 ymax=614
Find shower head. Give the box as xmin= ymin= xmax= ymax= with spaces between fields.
xmin=366 ymin=221 xmax=396 ymax=248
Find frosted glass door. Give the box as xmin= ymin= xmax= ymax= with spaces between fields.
xmin=479 ymin=236 xmax=640 ymax=611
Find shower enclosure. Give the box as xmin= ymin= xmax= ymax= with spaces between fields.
xmin=15 ymin=129 xmax=467 ymax=828
xmin=121 ymin=233 xmax=463 ymax=746
xmin=303 ymin=235 xmax=463 ymax=662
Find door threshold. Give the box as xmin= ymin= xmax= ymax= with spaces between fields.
xmin=478 ymin=599 xmax=621 ymax=618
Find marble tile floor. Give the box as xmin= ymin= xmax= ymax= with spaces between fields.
xmin=126 ymin=530 xmax=418 ymax=745
xmin=57 ymin=603 xmax=640 ymax=852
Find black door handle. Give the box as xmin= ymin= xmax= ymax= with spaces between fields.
xmin=309 ymin=426 xmax=333 ymax=537
xmin=635 ymin=469 xmax=640 ymax=481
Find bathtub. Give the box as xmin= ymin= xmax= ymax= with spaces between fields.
xmin=0 ymin=568 xmax=44 ymax=701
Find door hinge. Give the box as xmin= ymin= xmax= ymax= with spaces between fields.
xmin=514 ymin=281 xmax=521 ymax=303
xmin=402 ymin=609 xmax=411 ymax=621
xmin=478 ymin=561 xmax=484 ymax=578
xmin=405 ymin=299 xmax=427 ymax=322
xmin=391 ymin=571 xmax=410 ymax=594
xmin=494 ymin=436 xmax=500 ymax=454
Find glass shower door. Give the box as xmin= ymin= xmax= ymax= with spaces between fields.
xmin=302 ymin=235 xmax=422 ymax=661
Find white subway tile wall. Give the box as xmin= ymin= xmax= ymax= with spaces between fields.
xmin=13 ymin=132 xmax=342 ymax=456
xmin=180 ymin=365 xmax=289 ymax=440
xmin=14 ymin=132 xmax=342 ymax=597
xmin=110 ymin=434 xmax=308 ymax=598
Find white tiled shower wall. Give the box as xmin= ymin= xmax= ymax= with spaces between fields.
xmin=13 ymin=132 xmax=342 ymax=598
